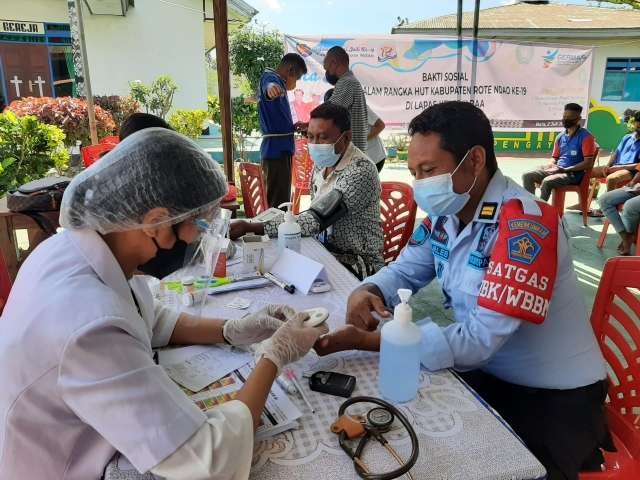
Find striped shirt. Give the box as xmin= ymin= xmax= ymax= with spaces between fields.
xmin=329 ymin=71 xmax=368 ymax=152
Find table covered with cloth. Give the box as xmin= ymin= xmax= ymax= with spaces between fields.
xmin=105 ymin=238 xmax=546 ymax=480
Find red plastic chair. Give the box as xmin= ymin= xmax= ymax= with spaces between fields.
xmin=239 ymin=162 xmax=268 ymax=218
xmin=380 ymin=182 xmax=417 ymax=264
xmin=291 ymin=137 xmax=314 ymax=215
xmin=579 ymin=256 xmax=640 ymax=479
xmin=99 ymin=135 xmax=120 ymax=145
xmin=551 ymin=146 xmax=600 ymax=227
xmin=81 ymin=143 xmax=115 ymax=168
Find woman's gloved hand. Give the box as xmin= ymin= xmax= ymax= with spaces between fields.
xmin=254 ymin=312 xmax=329 ymax=373
xmin=222 ymin=304 xmax=297 ymax=346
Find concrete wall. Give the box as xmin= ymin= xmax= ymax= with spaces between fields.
xmin=1 ymin=0 xmax=208 ymax=110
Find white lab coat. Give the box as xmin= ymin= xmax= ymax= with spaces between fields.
xmin=0 ymin=229 xmax=252 ymax=479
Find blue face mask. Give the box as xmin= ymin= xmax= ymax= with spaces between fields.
xmin=308 ymin=133 xmax=345 ymax=169
xmin=412 ymin=150 xmax=477 ymax=217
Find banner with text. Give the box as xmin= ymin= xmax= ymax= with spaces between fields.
xmin=284 ymin=35 xmax=593 ymax=132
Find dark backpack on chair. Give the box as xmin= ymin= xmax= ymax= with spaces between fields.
xmin=7 ymin=176 xmax=71 ymax=235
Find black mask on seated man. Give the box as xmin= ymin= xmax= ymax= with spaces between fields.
xmin=139 ymin=224 xmax=192 ymax=279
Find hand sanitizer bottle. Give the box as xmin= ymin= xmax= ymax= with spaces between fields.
xmin=379 ymin=288 xmax=421 ymax=402
xmin=277 ymin=202 xmax=301 ymax=254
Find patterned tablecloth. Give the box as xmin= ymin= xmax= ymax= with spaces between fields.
xmin=106 ymin=238 xmax=546 ymax=480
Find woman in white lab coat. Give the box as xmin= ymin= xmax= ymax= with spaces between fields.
xmin=0 ymin=128 xmax=326 ymax=480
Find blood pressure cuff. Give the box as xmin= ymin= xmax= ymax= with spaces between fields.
xmin=477 ymin=199 xmax=559 ymax=325
xmin=309 ymin=190 xmax=348 ymax=231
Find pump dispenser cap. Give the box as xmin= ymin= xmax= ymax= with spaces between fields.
xmin=398 ymin=289 xmax=412 ymax=304
xmin=394 ymin=289 xmax=413 ymax=324
xmin=279 ymin=202 xmax=296 ymax=223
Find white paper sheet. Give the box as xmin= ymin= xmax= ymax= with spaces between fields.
xmin=268 ymin=248 xmax=327 ymax=295
xmin=161 ymin=346 xmax=253 ymax=392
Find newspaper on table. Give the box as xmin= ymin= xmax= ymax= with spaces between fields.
xmin=184 ymin=363 xmax=302 ymax=441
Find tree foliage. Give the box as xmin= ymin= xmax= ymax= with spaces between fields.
xmin=229 ymin=27 xmax=284 ymax=94
xmin=599 ymin=0 xmax=640 ymax=8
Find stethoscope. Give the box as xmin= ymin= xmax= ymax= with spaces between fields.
xmin=331 ymin=396 xmax=419 ymax=480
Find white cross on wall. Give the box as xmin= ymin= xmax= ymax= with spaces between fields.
xmin=10 ymin=75 xmax=22 ymax=97
xmin=34 ymin=76 xmax=46 ymax=96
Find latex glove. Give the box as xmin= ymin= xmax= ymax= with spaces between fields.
xmin=254 ymin=312 xmax=329 ymax=373
xmin=222 ymin=304 xmax=297 ymax=346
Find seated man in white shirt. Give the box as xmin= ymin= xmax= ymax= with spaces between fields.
xmin=0 ymin=128 xmax=327 ymax=480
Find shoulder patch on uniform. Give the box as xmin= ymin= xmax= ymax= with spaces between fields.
xmin=409 ymin=217 xmax=432 ymax=246
xmin=478 ymin=202 xmax=498 ymax=220
xmin=477 ymin=199 xmax=559 ymax=325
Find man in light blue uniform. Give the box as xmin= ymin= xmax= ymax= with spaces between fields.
xmin=315 ymin=102 xmax=612 ymax=480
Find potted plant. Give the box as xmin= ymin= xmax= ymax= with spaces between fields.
xmin=387 ymin=134 xmax=409 ymax=161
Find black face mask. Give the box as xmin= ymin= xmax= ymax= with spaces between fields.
xmin=562 ymin=119 xmax=578 ymax=129
xmin=325 ymin=71 xmax=339 ymax=85
xmin=139 ymin=224 xmax=192 ymax=279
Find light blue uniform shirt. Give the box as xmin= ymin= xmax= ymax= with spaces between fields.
xmin=614 ymin=133 xmax=640 ymax=166
xmin=366 ymin=170 xmax=606 ymax=389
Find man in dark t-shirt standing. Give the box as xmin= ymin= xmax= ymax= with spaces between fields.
xmin=257 ymin=53 xmax=307 ymax=208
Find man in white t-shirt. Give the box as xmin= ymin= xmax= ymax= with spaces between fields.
xmin=366 ymin=106 xmax=386 ymax=172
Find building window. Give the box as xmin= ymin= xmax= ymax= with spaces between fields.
xmin=602 ymin=58 xmax=640 ymax=102
xmin=49 ymin=46 xmax=75 ymax=97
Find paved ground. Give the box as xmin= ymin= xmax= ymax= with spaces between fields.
xmin=377 ymin=155 xmax=617 ymax=325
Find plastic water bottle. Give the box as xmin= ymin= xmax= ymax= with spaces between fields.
xmin=379 ymin=289 xmax=421 ymax=402
xmin=277 ymin=202 xmax=301 ymax=254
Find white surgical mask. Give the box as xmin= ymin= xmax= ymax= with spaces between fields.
xmin=308 ymin=133 xmax=345 ymax=168
xmin=412 ymin=150 xmax=477 ymax=217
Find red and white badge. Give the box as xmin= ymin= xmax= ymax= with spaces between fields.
xmin=477 ymin=199 xmax=559 ymax=324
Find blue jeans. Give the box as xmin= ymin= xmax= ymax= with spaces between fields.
xmin=598 ymin=189 xmax=640 ymax=234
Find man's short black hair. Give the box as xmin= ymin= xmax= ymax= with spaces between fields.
xmin=323 ymin=88 xmax=334 ymax=103
xmin=326 ymin=46 xmax=350 ymax=66
xmin=119 ymin=113 xmax=171 ymax=140
xmin=408 ymin=101 xmax=498 ymax=176
xmin=281 ymin=53 xmax=307 ymax=76
xmin=633 ymin=111 xmax=640 ymax=123
xmin=564 ymin=103 xmax=583 ymax=114
xmin=310 ymin=102 xmax=351 ymax=133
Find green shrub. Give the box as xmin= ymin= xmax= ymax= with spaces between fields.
xmin=168 ymin=109 xmax=208 ymax=139
xmin=6 ymin=96 xmax=115 ymax=146
xmin=91 ymin=95 xmax=139 ymax=130
xmin=129 ymin=75 xmax=178 ymax=119
xmin=208 ymin=96 xmax=221 ymax=125
xmin=232 ymin=96 xmax=259 ymax=159
xmin=0 ymin=111 xmax=69 ymax=195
